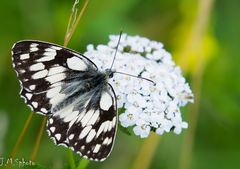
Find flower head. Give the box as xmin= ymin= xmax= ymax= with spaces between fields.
xmin=84 ymin=33 xmax=194 ymax=138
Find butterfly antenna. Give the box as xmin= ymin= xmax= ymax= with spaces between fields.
xmin=110 ymin=31 xmax=123 ymax=70
xmin=114 ymin=71 xmax=155 ymax=84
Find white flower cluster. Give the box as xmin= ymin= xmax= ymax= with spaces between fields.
xmin=84 ymin=34 xmax=194 ymax=138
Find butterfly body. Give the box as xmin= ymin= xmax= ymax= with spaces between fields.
xmin=12 ymin=40 xmax=117 ymax=161
xmin=51 ymin=69 xmax=113 ymax=113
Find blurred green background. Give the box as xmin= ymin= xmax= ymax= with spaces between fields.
xmin=0 ymin=0 xmax=240 ymax=169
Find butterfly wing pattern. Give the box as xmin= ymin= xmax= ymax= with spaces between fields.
xmin=12 ymin=40 xmax=118 ymax=161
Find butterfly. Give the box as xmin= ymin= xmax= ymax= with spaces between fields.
xmin=11 ymin=40 xmax=118 ymax=161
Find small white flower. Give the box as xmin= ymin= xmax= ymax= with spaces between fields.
xmin=84 ymin=33 xmax=194 ymax=138
xmin=86 ymin=44 xmax=94 ymax=51
xmin=156 ymin=127 xmax=164 ymax=135
xmin=127 ymin=92 xmax=147 ymax=109
xmin=133 ymin=119 xmax=151 ymax=138
xmin=181 ymin=121 xmax=188 ymax=129
xmin=119 ymin=106 xmax=140 ymax=127
xmin=161 ymin=119 xmax=173 ymax=132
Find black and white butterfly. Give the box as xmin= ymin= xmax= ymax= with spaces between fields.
xmin=12 ymin=40 xmax=118 ymax=161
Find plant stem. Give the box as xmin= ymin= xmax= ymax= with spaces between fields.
xmin=77 ymin=159 xmax=90 ymax=169
xmin=30 ymin=117 xmax=47 ymax=161
xmin=5 ymin=112 xmax=34 ymax=169
xmin=132 ymin=132 xmax=160 ymax=169
xmin=64 ymin=1 xmax=90 ymax=168
xmin=64 ymin=0 xmax=89 ymax=47
xmin=178 ymin=0 xmax=215 ymax=169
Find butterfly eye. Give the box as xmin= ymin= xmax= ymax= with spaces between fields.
xmin=109 ymin=72 xmax=114 ymax=78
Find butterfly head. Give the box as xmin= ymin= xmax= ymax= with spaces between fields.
xmin=105 ymin=69 xmax=115 ymax=79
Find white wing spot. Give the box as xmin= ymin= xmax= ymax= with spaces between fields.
xmin=30 ymin=47 xmax=38 ymax=52
xmin=103 ymin=137 xmax=109 ymax=145
xmin=79 ymin=126 xmax=92 ymax=139
xmin=46 ymin=73 xmax=66 ymax=84
xmin=30 ymin=43 xmax=38 ymax=47
xmin=81 ymin=109 xmax=94 ymax=127
xmin=29 ymin=85 xmax=36 ymax=90
xmin=46 ymin=86 xmax=62 ymax=98
xmin=93 ymin=144 xmax=101 ymax=153
xmin=25 ymin=93 xmax=32 ymax=100
xmin=32 ymin=101 xmax=38 ymax=108
xmin=86 ymin=129 xmax=96 ymax=143
xmin=49 ymin=118 xmax=53 ymax=124
xmin=107 ymin=137 xmax=112 ymax=145
xmin=76 ymin=111 xmax=86 ymax=123
xmin=51 ymin=46 xmax=62 ymax=50
xmin=50 ymin=127 xmax=56 ymax=133
xmin=20 ymin=53 xmax=30 ymax=60
xmin=45 ymin=48 xmax=55 ymax=52
xmin=108 ymin=121 xmax=112 ymax=131
xmin=87 ymin=110 xmax=99 ymax=125
xmin=104 ymin=121 xmax=109 ymax=132
xmin=69 ymin=115 xmax=79 ymax=128
xmin=19 ymin=69 xmax=26 ymax=73
xmin=32 ymin=70 xmax=48 ymax=79
xmin=36 ymin=51 xmax=56 ymax=62
xmin=68 ymin=134 xmax=74 ymax=140
xmin=41 ymin=108 xmax=48 ymax=113
xmin=29 ymin=63 xmax=45 ymax=71
xmin=96 ymin=122 xmax=105 ymax=137
xmin=48 ymin=66 xmax=66 ymax=76
xmin=67 ymin=56 xmax=87 ymax=71
xmin=100 ymin=92 xmax=112 ymax=111
xmin=55 ymin=134 xmax=61 ymax=141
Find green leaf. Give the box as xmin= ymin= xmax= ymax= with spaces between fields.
xmin=118 ymin=107 xmax=126 ymax=114
xmin=118 ymin=123 xmax=132 ymax=136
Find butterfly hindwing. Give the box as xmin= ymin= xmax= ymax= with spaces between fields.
xmin=46 ymin=84 xmax=117 ymax=161
xmin=12 ymin=40 xmax=98 ymax=114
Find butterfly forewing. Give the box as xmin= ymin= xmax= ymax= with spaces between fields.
xmin=12 ymin=40 xmax=118 ymax=161
xmin=12 ymin=40 xmax=97 ymax=114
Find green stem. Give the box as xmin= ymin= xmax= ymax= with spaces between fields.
xmin=5 ymin=112 xmax=34 ymax=169
xmin=65 ymin=1 xmax=90 ymax=168
xmin=30 ymin=117 xmax=47 ymax=161
xmin=64 ymin=0 xmax=89 ymax=47
xmin=178 ymin=0 xmax=215 ymax=169
xmin=132 ymin=132 xmax=160 ymax=169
